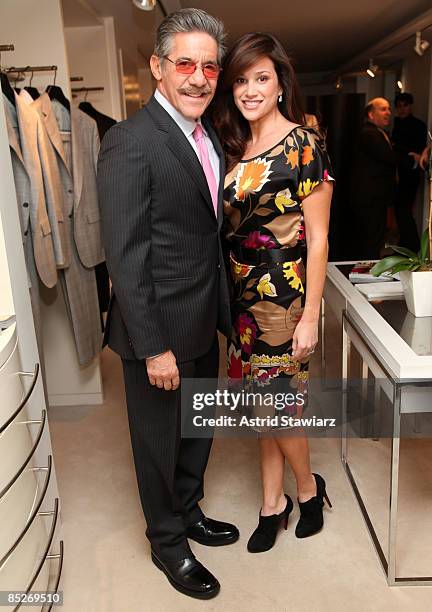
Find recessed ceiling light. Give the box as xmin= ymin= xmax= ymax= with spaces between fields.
xmin=132 ymin=0 xmax=156 ymax=10
xmin=414 ymin=31 xmax=430 ymax=56
xmin=366 ymin=58 xmax=378 ymax=78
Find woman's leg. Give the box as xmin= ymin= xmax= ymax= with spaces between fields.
xmin=274 ymin=434 xmax=316 ymax=502
xmin=259 ymin=437 xmax=287 ymax=515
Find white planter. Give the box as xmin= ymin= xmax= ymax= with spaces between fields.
xmin=399 ymin=270 xmax=432 ymax=317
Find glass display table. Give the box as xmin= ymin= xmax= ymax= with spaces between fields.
xmin=324 ymin=263 xmax=432 ymax=586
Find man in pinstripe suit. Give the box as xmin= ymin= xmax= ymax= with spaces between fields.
xmin=97 ymin=9 xmax=238 ymax=599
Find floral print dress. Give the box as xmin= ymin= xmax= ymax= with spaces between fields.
xmin=223 ymin=126 xmax=333 ymax=422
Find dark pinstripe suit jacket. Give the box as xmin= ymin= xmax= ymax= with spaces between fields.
xmin=97 ymin=95 xmax=231 ymax=362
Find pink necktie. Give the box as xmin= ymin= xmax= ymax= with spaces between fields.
xmin=193 ymin=123 xmax=218 ymax=216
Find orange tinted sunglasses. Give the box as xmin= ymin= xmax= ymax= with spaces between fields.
xmin=164 ymin=57 xmax=222 ymax=79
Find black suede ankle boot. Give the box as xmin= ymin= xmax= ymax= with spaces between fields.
xmin=247 ymin=494 xmax=293 ymax=553
xmin=295 ymin=473 xmax=332 ymax=538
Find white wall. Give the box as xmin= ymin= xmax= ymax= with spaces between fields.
xmin=402 ymin=49 xmax=431 ymax=123
xmin=65 ymin=18 xmax=123 ymax=121
xmin=356 ymin=72 xmax=396 ymax=104
xmin=0 ymin=0 xmax=71 ymax=97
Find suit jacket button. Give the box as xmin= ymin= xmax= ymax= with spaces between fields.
xmin=69 ymin=213 xmax=73 ymax=218
xmin=24 ymin=230 xmax=28 ymax=236
xmin=23 ymin=202 xmax=29 ymax=208
xmin=68 ymin=189 xmax=73 ymax=194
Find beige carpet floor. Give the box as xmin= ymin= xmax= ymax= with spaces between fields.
xmin=48 ymin=323 xmax=432 ymax=611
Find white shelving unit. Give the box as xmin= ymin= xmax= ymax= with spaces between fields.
xmin=0 ymin=77 xmax=63 ymax=607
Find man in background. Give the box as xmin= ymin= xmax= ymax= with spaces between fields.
xmin=350 ymin=98 xmax=397 ymax=259
xmin=392 ymin=92 xmax=427 ymax=252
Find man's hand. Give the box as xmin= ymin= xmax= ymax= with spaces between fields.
xmin=146 ymin=350 xmax=180 ymax=391
xmin=419 ymin=145 xmax=431 ymax=170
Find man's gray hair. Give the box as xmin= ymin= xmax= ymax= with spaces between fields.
xmin=154 ymin=8 xmax=227 ymax=63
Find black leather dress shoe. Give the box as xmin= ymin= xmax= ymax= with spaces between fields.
xmin=186 ymin=517 xmax=239 ymax=546
xmin=151 ymin=552 xmax=220 ymax=599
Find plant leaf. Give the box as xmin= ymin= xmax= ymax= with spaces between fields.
xmin=370 ymin=255 xmax=409 ymax=276
xmin=391 ymin=261 xmax=415 ymax=273
xmin=420 ymin=228 xmax=429 ymax=262
xmin=386 ymin=244 xmax=418 ymax=259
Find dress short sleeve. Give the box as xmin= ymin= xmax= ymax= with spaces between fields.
xmin=297 ymin=127 xmax=334 ymax=200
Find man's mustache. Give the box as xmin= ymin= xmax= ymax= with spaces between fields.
xmin=179 ymin=87 xmax=212 ymax=96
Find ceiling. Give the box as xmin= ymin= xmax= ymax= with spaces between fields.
xmin=61 ymin=0 xmax=102 ymax=26
xmin=62 ymin=0 xmax=432 ymax=74
xmin=183 ymin=0 xmax=432 ymax=72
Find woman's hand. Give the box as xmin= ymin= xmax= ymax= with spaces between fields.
xmin=292 ymin=319 xmax=318 ymax=361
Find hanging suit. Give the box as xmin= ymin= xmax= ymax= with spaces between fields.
xmin=3 ymin=93 xmax=57 ymax=289
xmin=32 ymin=93 xmax=103 ymax=365
xmin=79 ymin=101 xmax=116 ymax=315
xmin=3 ymin=92 xmax=58 ymax=376
xmin=18 ymin=90 xmax=71 ymax=269
xmin=78 ymin=101 xmax=116 ymax=142
xmin=32 ymin=93 xmax=104 ymax=266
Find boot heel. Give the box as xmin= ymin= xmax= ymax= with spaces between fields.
xmin=283 ymin=515 xmax=288 ymax=530
xmin=323 ymin=491 xmax=332 ymax=508
xmin=295 ymin=473 xmax=330 ymax=539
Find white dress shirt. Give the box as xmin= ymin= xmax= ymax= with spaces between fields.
xmin=154 ymin=89 xmax=220 ymax=187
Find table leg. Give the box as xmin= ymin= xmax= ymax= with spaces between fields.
xmin=388 ymin=385 xmax=401 ymax=585
xmin=342 ymin=317 xmax=349 ymax=463
xmin=360 ymin=359 xmax=368 ymax=438
xmin=372 ymin=380 xmax=381 ymax=441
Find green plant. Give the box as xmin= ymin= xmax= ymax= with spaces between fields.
xmin=371 ymin=228 xmax=432 ymax=276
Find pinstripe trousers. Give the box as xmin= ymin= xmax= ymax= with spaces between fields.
xmin=121 ymin=335 xmax=219 ymax=561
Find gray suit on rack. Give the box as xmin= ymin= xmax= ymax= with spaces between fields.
xmin=32 ymin=93 xmax=104 ymax=267
xmin=19 ymin=90 xmax=71 ymax=270
xmin=32 ymin=93 xmax=103 ymax=365
xmin=3 ymin=92 xmax=57 ymax=289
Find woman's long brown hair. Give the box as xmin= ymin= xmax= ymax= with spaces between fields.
xmin=212 ymin=32 xmax=305 ymax=171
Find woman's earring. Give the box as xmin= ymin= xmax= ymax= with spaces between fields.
xmin=278 ymin=94 xmax=283 ymax=103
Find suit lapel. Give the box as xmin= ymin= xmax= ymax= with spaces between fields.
xmin=15 ymin=93 xmax=37 ymax=170
xmin=146 ymin=96 xmax=215 ymax=214
xmin=33 ymin=93 xmax=70 ymax=173
xmin=3 ymin=94 xmax=26 ymax=168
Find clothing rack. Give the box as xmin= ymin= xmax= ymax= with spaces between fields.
xmin=4 ymin=65 xmax=57 ymax=74
xmin=71 ymin=87 xmax=104 ymax=93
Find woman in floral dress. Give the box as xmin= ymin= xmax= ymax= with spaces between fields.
xmin=213 ymin=33 xmax=334 ymax=552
